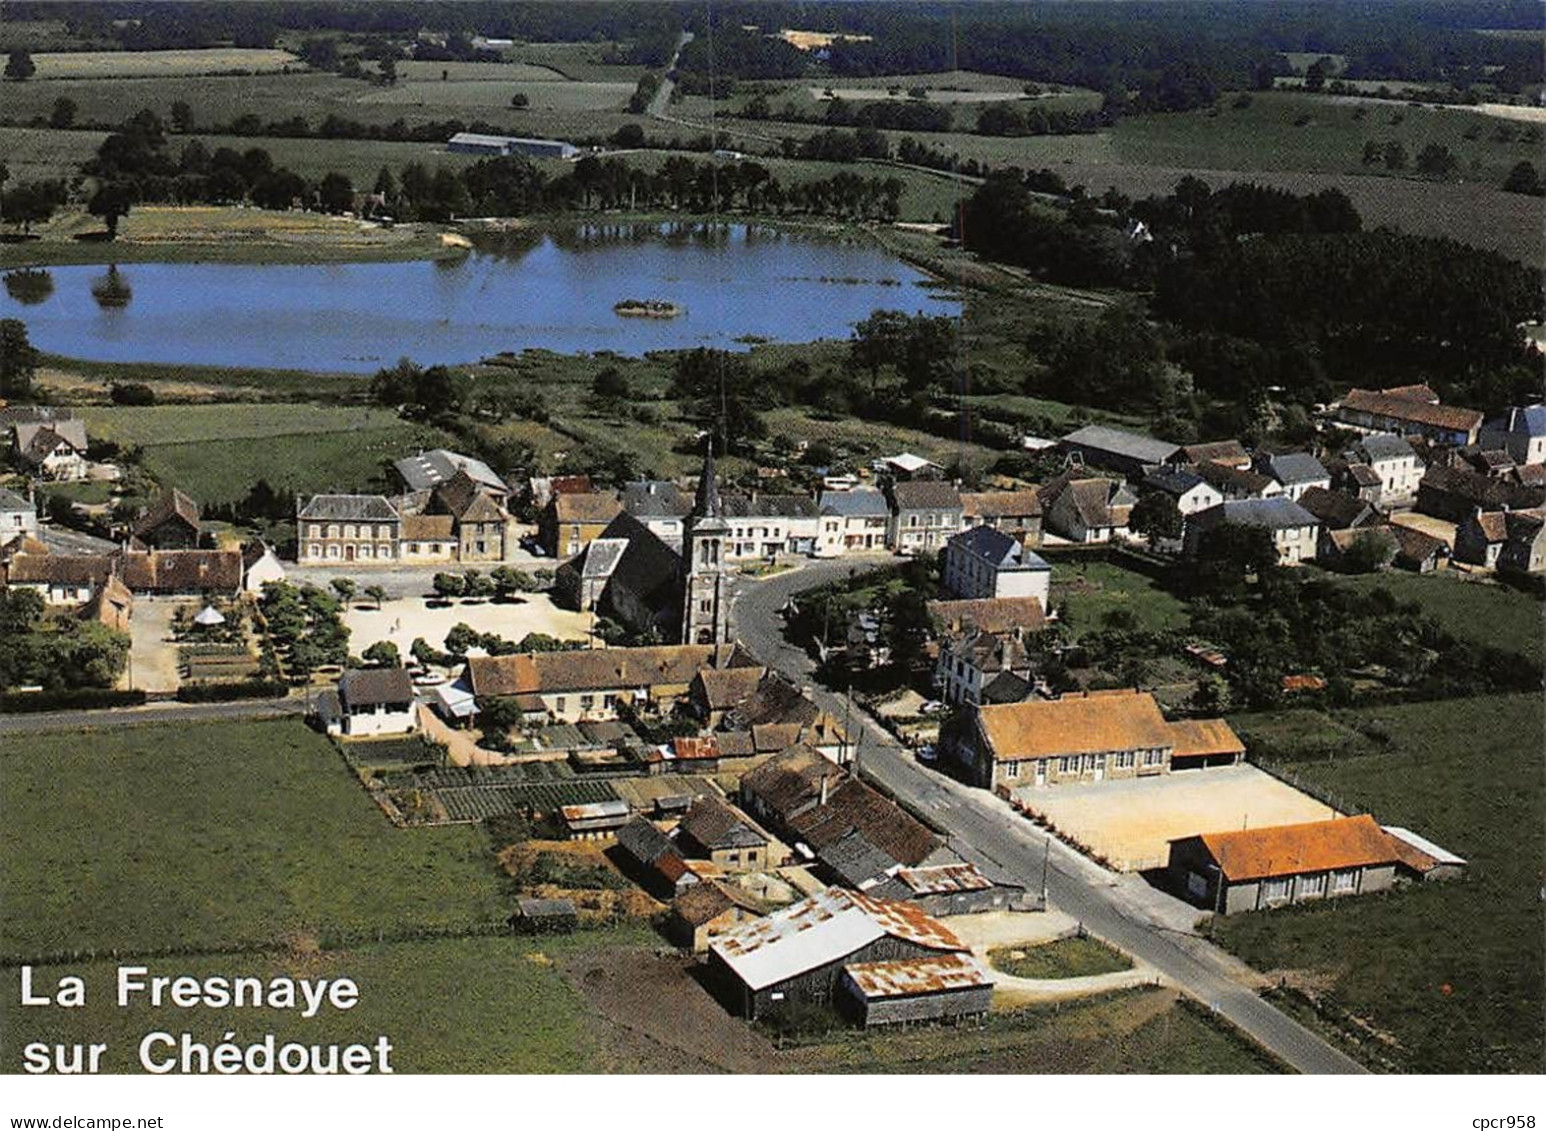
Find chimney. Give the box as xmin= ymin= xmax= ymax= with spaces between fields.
xmin=819 ymin=774 xmax=830 ymax=806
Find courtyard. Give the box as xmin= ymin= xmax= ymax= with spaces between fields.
xmin=1012 ymin=764 xmax=1339 ymax=873
xmin=341 ymin=592 xmax=593 ymax=656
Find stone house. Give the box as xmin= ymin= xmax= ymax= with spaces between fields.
xmin=133 ymin=488 xmax=202 ymax=550
xmin=296 ymin=494 xmax=401 ymax=564
xmin=958 ymin=488 xmax=1042 ymax=547
xmin=1346 ymin=433 xmax=1425 ymax=504
xmin=887 ymin=480 xmax=963 ymax=555
xmin=673 ymin=794 xmax=771 ymax=873
xmin=723 ymin=492 xmax=821 ymax=559
xmin=1185 ymin=498 xmax=1322 ymax=566
xmin=668 ymin=881 xmax=765 ymax=953
xmin=542 ymin=491 xmax=623 ymax=559
xmin=1335 ymin=386 xmax=1483 ymax=446
xmin=0 ymin=487 xmax=38 ymax=547
xmin=1039 ymin=474 xmax=1137 ymax=543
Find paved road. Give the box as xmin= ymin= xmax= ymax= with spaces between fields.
xmin=730 ymin=560 xmax=1368 ymax=1076
xmin=0 ymin=696 xmax=308 ymax=736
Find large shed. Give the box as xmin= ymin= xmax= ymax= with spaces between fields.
xmin=839 ymin=953 xmax=993 ymax=1028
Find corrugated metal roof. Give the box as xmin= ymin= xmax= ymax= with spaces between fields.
xmin=842 ymin=952 xmax=991 ymax=999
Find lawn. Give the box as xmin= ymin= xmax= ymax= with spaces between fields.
xmin=0 ymin=928 xmax=654 ymax=1073
xmin=1219 ymin=693 xmax=1545 ymax=1073
xmin=0 ymin=718 xmax=512 ymax=959
xmin=1328 ymin=570 xmax=1544 ymax=664
xmin=1046 ymin=554 xmax=1191 ymax=635
xmin=80 ymin=404 xmax=408 ymax=447
xmin=990 ymin=935 xmax=1133 ymax=979
xmin=136 ymin=421 xmax=446 ymax=505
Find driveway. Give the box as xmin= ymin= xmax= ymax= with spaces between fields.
xmin=120 ymin=596 xmax=185 ymax=694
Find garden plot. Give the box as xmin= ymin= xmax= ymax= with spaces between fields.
xmin=1014 ymin=764 xmax=1339 ymax=873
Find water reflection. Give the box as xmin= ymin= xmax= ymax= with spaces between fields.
xmin=90 ymin=266 xmax=133 ymax=309
xmin=3 ymin=268 xmax=54 ymax=305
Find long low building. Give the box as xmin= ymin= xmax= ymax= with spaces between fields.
xmin=949 ymin=689 xmax=1245 ymax=791
xmin=839 ymin=952 xmax=993 ymax=1028
xmin=1167 ymin=814 xmax=1401 ymax=915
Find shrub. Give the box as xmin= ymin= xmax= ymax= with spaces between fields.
xmin=0 ymin=688 xmax=146 ymax=713
xmin=175 ymin=679 xmax=289 ymax=703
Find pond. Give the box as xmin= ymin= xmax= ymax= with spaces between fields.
xmin=0 ymin=223 xmax=958 ymax=372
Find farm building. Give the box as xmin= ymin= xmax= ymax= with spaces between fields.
xmin=674 ymin=794 xmax=772 ymax=873
xmin=958 ymin=488 xmax=1043 ymax=547
xmin=1383 ymin=826 xmax=1467 ymax=883
xmin=838 ymin=952 xmax=993 ymax=1028
xmin=668 ymin=880 xmax=766 ymax=952
xmin=865 ymin=862 xmax=1026 ymax=916
xmin=557 ymin=799 xmax=632 ymax=840
xmin=1166 ymin=814 xmax=1402 ymax=915
xmin=1334 ymin=387 xmax=1482 ymax=446
xmin=1059 ymin=424 xmax=1181 ymax=478
xmin=510 ymin=897 xmax=578 ymax=934
xmin=615 ymin=815 xmax=699 ymax=898
xmin=133 ymin=488 xmax=203 ymax=550
xmin=706 ymin=888 xmax=970 ymax=1019
xmin=447 ymin=132 xmax=579 ymax=160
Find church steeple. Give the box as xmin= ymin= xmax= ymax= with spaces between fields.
xmin=682 ymin=433 xmax=731 ymax=646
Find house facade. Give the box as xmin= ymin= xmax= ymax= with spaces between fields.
xmin=943 ymin=526 xmax=1052 ymax=602
xmin=723 ymin=493 xmax=821 ymax=560
xmin=14 ymin=420 xmax=90 ymax=481
xmin=1185 ymin=498 xmax=1322 ymax=566
xmin=319 ymin=669 xmax=418 ymax=738
xmin=297 ymin=495 xmax=402 ymax=564
xmin=1347 ymin=434 xmax=1425 ymax=505
xmin=816 ymin=489 xmax=889 ymax=556
xmin=0 ymin=488 xmax=38 ymax=546
xmin=1040 ymin=475 xmax=1137 ymax=543
xmin=1261 ymin=453 xmax=1331 ymax=502
xmin=958 ymin=489 xmax=1043 ymax=547
xmin=887 ymin=480 xmax=964 ymax=555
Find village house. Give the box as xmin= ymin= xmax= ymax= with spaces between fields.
xmin=621 ymin=479 xmax=693 ymax=549
xmin=241 ymin=541 xmax=287 ymax=592
xmin=1185 ymin=497 xmax=1322 ymax=566
xmin=723 ymin=492 xmax=821 ymax=560
xmin=949 ymin=689 xmax=1245 ymax=791
xmin=674 ymin=794 xmax=772 ymax=873
xmin=930 ymin=596 xmax=1049 ymax=707
xmin=1059 ymin=424 xmax=1180 ymax=479
xmin=1388 ymin=524 xmax=1447 ymax=573
xmin=132 ymin=488 xmax=203 ymax=550
xmin=887 ymin=480 xmax=964 ymax=555
xmin=1296 ymin=486 xmax=1380 ymax=538
xmin=1039 ymin=474 xmax=1137 ymax=543
xmin=816 ymin=488 xmax=890 ymax=556
xmin=1346 ymin=434 xmax=1425 ymax=505
xmin=1415 ymin=465 xmax=1546 ymax=524
xmin=942 ymin=526 xmax=1052 ymax=602
xmin=1480 ymin=405 xmax=1546 ymax=467
xmin=542 ymin=491 xmax=624 ymax=559
xmin=424 ymin=469 xmax=516 ymax=563
xmin=740 ymin=745 xmax=938 ymax=887
xmin=1454 ymin=509 xmax=1510 ymax=568
xmin=13 ymin=417 xmax=90 ymax=481
xmin=714 ymin=670 xmax=853 ymax=762
xmin=1141 ymin=466 xmax=1224 ymax=518
xmin=2 ymin=551 xmax=115 ymax=605
xmin=0 ymin=487 xmax=38 ymax=547
xmin=958 ymin=488 xmax=1043 ymax=547
xmin=1166 ymin=814 xmax=1401 ymax=915
xmin=1192 ymin=460 xmax=1284 ymax=502
xmin=668 ymin=881 xmax=766 ymax=953
xmin=688 ymin=663 xmax=770 ymax=727
xmin=118 ymin=548 xmax=244 ymax=596
xmin=398 ymin=513 xmax=457 ymax=563
xmin=1497 ymin=509 xmax=1546 ymax=574
xmin=296 ymin=494 xmax=401 ymax=564
xmin=466 ymin=643 xmax=757 ymax=724
xmin=1260 ymin=452 xmax=1331 ymax=502
xmin=317 ymin=668 xmax=418 ymax=738
xmin=706 ymin=887 xmax=972 ymax=1020
xmin=1335 ymin=386 xmax=1483 ymax=446
xmin=1330 ymin=459 xmax=1386 ymax=505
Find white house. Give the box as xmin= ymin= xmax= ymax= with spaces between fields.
xmin=1481 ymin=405 xmax=1546 ymax=467
xmin=724 ymin=492 xmax=821 ymax=559
xmin=240 ymin=541 xmax=287 ymax=593
xmin=320 ymin=669 xmax=419 ymax=738
xmin=943 ymin=526 xmax=1052 ymax=602
xmin=0 ymin=487 xmax=38 ymax=546
xmin=1347 ymin=434 xmax=1425 ymax=505
xmin=1186 ymin=498 xmax=1322 ymax=566
xmin=14 ymin=420 xmax=90 ymax=482
xmin=816 ymin=489 xmax=890 ymax=557
xmin=1141 ymin=467 xmax=1224 ymax=517
xmin=1261 ymin=453 xmax=1331 ymax=502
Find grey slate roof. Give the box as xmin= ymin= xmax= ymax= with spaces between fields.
xmin=0 ymin=488 xmax=31 ymax=511
xmin=1351 ymin=434 xmax=1420 ymax=464
xmin=1143 ymin=466 xmax=1207 ymax=497
xmin=1061 ymin=424 xmax=1180 ymax=465
xmin=1266 ymin=452 xmax=1330 ymax=486
xmin=948 ymin=525 xmax=1049 ymax=570
xmin=394 ymin=448 xmax=504 ymax=495
xmin=1204 ymin=497 xmax=1320 ymax=530
xmin=722 ymin=492 xmax=819 ymax=519
xmin=819 ymin=488 xmax=889 ymax=518
xmin=297 ymin=494 xmax=400 ymax=522
xmin=890 ymin=480 xmax=963 ymax=511
xmin=622 ymin=480 xmax=692 ymax=519
xmin=339 ymin=667 xmax=415 ymax=708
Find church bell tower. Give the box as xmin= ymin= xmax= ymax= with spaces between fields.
xmin=682 ymin=437 xmax=732 ymax=646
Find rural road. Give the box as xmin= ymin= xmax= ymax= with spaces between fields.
xmin=730 ymin=559 xmax=1369 ymax=1076
xmin=0 ymin=695 xmax=307 ymax=736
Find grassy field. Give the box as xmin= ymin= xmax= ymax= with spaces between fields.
xmin=27 ymin=48 xmax=300 ymax=79
xmin=360 ymin=78 xmax=633 ymax=112
xmin=991 ymin=936 xmax=1133 ymax=979
xmin=0 ymin=929 xmax=660 ymax=1074
xmin=1112 ymin=91 xmax=1538 ymax=181
xmin=0 ymin=718 xmax=513 ymax=960
xmin=1047 ymin=555 xmax=1191 ymax=635
xmin=40 ymin=353 xmax=373 ymax=401
xmin=80 ymin=404 xmax=406 ymax=446
xmin=1221 ymin=694 xmax=1545 ymax=1073
xmin=136 ymin=419 xmax=446 ymax=504
xmin=1325 ymin=569 xmax=1544 ymax=664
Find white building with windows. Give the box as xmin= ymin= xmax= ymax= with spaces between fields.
xmin=296 ymin=495 xmax=402 ymax=564
xmin=942 ymin=526 xmax=1051 ymax=603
